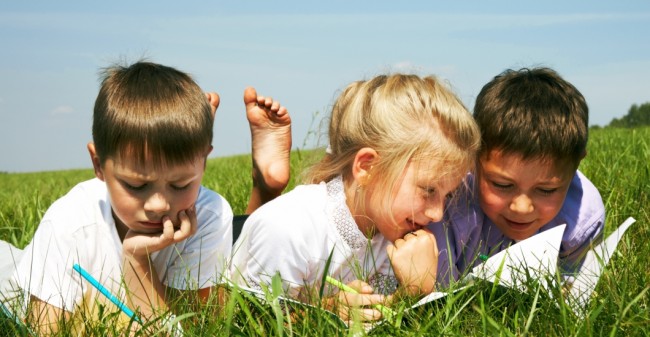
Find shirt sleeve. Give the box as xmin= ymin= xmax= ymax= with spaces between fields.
xmin=368 ymin=266 xmax=398 ymax=295
xmin=430 ymin=181 xmax=484 ymax=288
xmin=231 ymin=207 xmax=314 ymax=299
xmin=559 ymin=211 xmax=605 ymax=278
xmin=15 ymin=218 xmax=84 ymax=312
xmin=427 ymin=221 xmax=455 ymax=288
xmin=557 ymin=171 xmax=606 ymax=279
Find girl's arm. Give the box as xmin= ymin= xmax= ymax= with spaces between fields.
xmin=387 ymin=229 xmax=439 ymax=296
xmin=322 ymin=279 xmax=390 ymax=322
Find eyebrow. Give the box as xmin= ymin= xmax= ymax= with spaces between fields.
xmin=481 ymin=169 xmax=512 ymax=180
xmin=483 ymin=170 xmax=568 ymax=187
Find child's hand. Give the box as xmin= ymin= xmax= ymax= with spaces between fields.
xmin=387 ymin=228 xmax=438 ymax=296
xmin=332 ymin=280 xmax=390 ymax=322
xmin=122 ymin=207 xmax=198 ymax=259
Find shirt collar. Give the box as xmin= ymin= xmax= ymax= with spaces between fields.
xmin=326 ymin=175 xmax=368 ymax=250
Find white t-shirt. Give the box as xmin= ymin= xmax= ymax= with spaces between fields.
xmin=230 ymin=176 xmax=397 ymax=299
xmin=11 ymin=178 xmax=232 ymax=313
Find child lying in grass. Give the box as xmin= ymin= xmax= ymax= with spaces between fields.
xmin=431 ymin=67 xmax=605 ymax=288
xmin=231 ymin=73 xmax=481 ymax=322
xmin=0 ymin=60 xmax=293 ymax=335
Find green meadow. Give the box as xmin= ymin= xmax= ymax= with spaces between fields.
xmin=0 ymin=127 xmax=648 ymax=336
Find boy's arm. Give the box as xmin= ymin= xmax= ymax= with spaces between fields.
xmin=15 ymin=217 xmax=84 ymax=333
xmin=27 ymin=296 xmax=71 ymax=336
xmin=559 ymin=214 xmax=605 ymax=278
xmin=121 ymin=207 xmax=198 ymax=319
xmin=559 ymin=171 xmax=607 ymax=278
xmin=122 ymin=253 xmax=168 ymax=319
xmin=387 ymin=229 xmax=439 ymax=296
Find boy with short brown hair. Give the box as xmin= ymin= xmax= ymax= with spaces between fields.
xmin=434 ymin=67 xmax=605 ymax=286
xmin=3 ymin=60 xmax=292 ymax=334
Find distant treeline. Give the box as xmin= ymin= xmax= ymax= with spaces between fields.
xmin=599 ymin=102 xmax=650 ymax=128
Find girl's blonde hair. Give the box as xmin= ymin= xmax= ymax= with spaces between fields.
xmin=304 ymin=74 xmax=480 ymax=224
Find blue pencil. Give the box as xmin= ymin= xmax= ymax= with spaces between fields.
xmin=72 ymin=264 xmax=142 ymax=324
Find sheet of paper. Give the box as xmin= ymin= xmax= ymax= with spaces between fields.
xmin=470 ymin=224 xmax=565 ymax=292
xmin=412 ymin=285 xmax=470 ymax=307
xmin=568 ymin=217 xmax=636 ymax=311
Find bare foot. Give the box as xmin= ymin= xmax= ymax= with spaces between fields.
xmin=244 ymin=86 xmax=291 ymax=213
xmin=205 ymin=92 xmax=220 ymax=120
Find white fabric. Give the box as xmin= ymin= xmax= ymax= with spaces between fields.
xmin=0 ymin=241 xmax=24 ymax=310
xmin=9 ymin=178 xmax=232 ymax=313
xmin=230 ymin=176 xmax=396 ymax=299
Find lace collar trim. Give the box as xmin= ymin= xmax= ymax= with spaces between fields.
xmin=326 ymin=175 xmax=367 ymax=250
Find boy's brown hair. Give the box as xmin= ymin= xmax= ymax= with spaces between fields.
xmin=92 ymin=61 xmax=213 ymax=169
xmin=473 ymin=67 xmax=588 ymax=168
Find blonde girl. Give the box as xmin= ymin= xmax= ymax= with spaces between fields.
xmin=231 ymin=74 xmax=480 ymax=322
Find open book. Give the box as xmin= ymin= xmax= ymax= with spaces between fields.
xmin=468 ymin=223 xmax=564 ymax=290
xmin=415 ymin=217 xmax=636 ymax=314
xmin=413 ymin=223 xmax=565 ymax=307
xmin=567 ymin=217 xmax=636 ymax=314
xmin=231 ymin=217 xmax=636 ymax=330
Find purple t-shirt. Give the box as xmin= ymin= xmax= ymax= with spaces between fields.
xmin=429 ymin=170 xmax=605 ymax=287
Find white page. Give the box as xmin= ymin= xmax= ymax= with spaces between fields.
xmin=411 ymin=226 xmax=565 ymax=308
xmin=568 ymin=217 xmax=636 ymax=312
xmin=469 ymin=224 xmax=565 ymax=292
xmin=412 ymin=285 xmax=470 ymax=307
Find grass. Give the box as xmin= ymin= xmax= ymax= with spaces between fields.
xmin=0 ymin=127 xmax=648 ymax=336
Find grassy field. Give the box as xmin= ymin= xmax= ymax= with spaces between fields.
xmin=0 ymin=127 xmax=648 ymax=336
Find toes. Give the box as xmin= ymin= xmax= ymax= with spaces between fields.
xmin=263 ymin=96 xmax=274 ymax=108
xmin=243 ymin=87 xmax=258 ymax=106
xmin=276 ymin=106 xmax=288 ymax=117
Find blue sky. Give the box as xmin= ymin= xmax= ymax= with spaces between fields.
xmin=1 ymin=1 xmax=649 ymax=173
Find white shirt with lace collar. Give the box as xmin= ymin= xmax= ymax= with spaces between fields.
xmin=231 ymin=175 xmax=397 ymax=299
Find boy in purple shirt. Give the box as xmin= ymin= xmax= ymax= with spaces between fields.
xmin=431 ymin=67 xmax=605 ymax=286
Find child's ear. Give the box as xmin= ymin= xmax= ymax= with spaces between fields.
xmin=87 ymin=142 xmax=105 ymax=181
xmin=352 ymin=147 xmax=378 ymax=185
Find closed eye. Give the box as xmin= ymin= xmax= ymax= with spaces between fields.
xmin=491 ymin=181 xmax=512 ymax=190
xmin=420 ymin=186 xmax=436 ymax=197
xmin=537 ymin=188 xmax=558 ymax=195
xmin=122 ymin=181 xmax=146 ymax=191
xmin=171 ymin=183 xmax=191 ymax=191
xmin=445 ymin=191 xmax=455 ymax=201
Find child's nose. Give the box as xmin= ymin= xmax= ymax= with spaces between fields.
xmin=424 ymin=200 xmax=444 ymax=223
xmin=144 ymin=192 xmax=171 ymax=214
xmin=510 ymin=194 xmax=533 ymax=214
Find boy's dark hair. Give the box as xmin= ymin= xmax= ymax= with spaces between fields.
xmin=473 ymin=67 xmax=588 ymax=168
xmin=92 ymin=61 xmax=213 ymax=169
